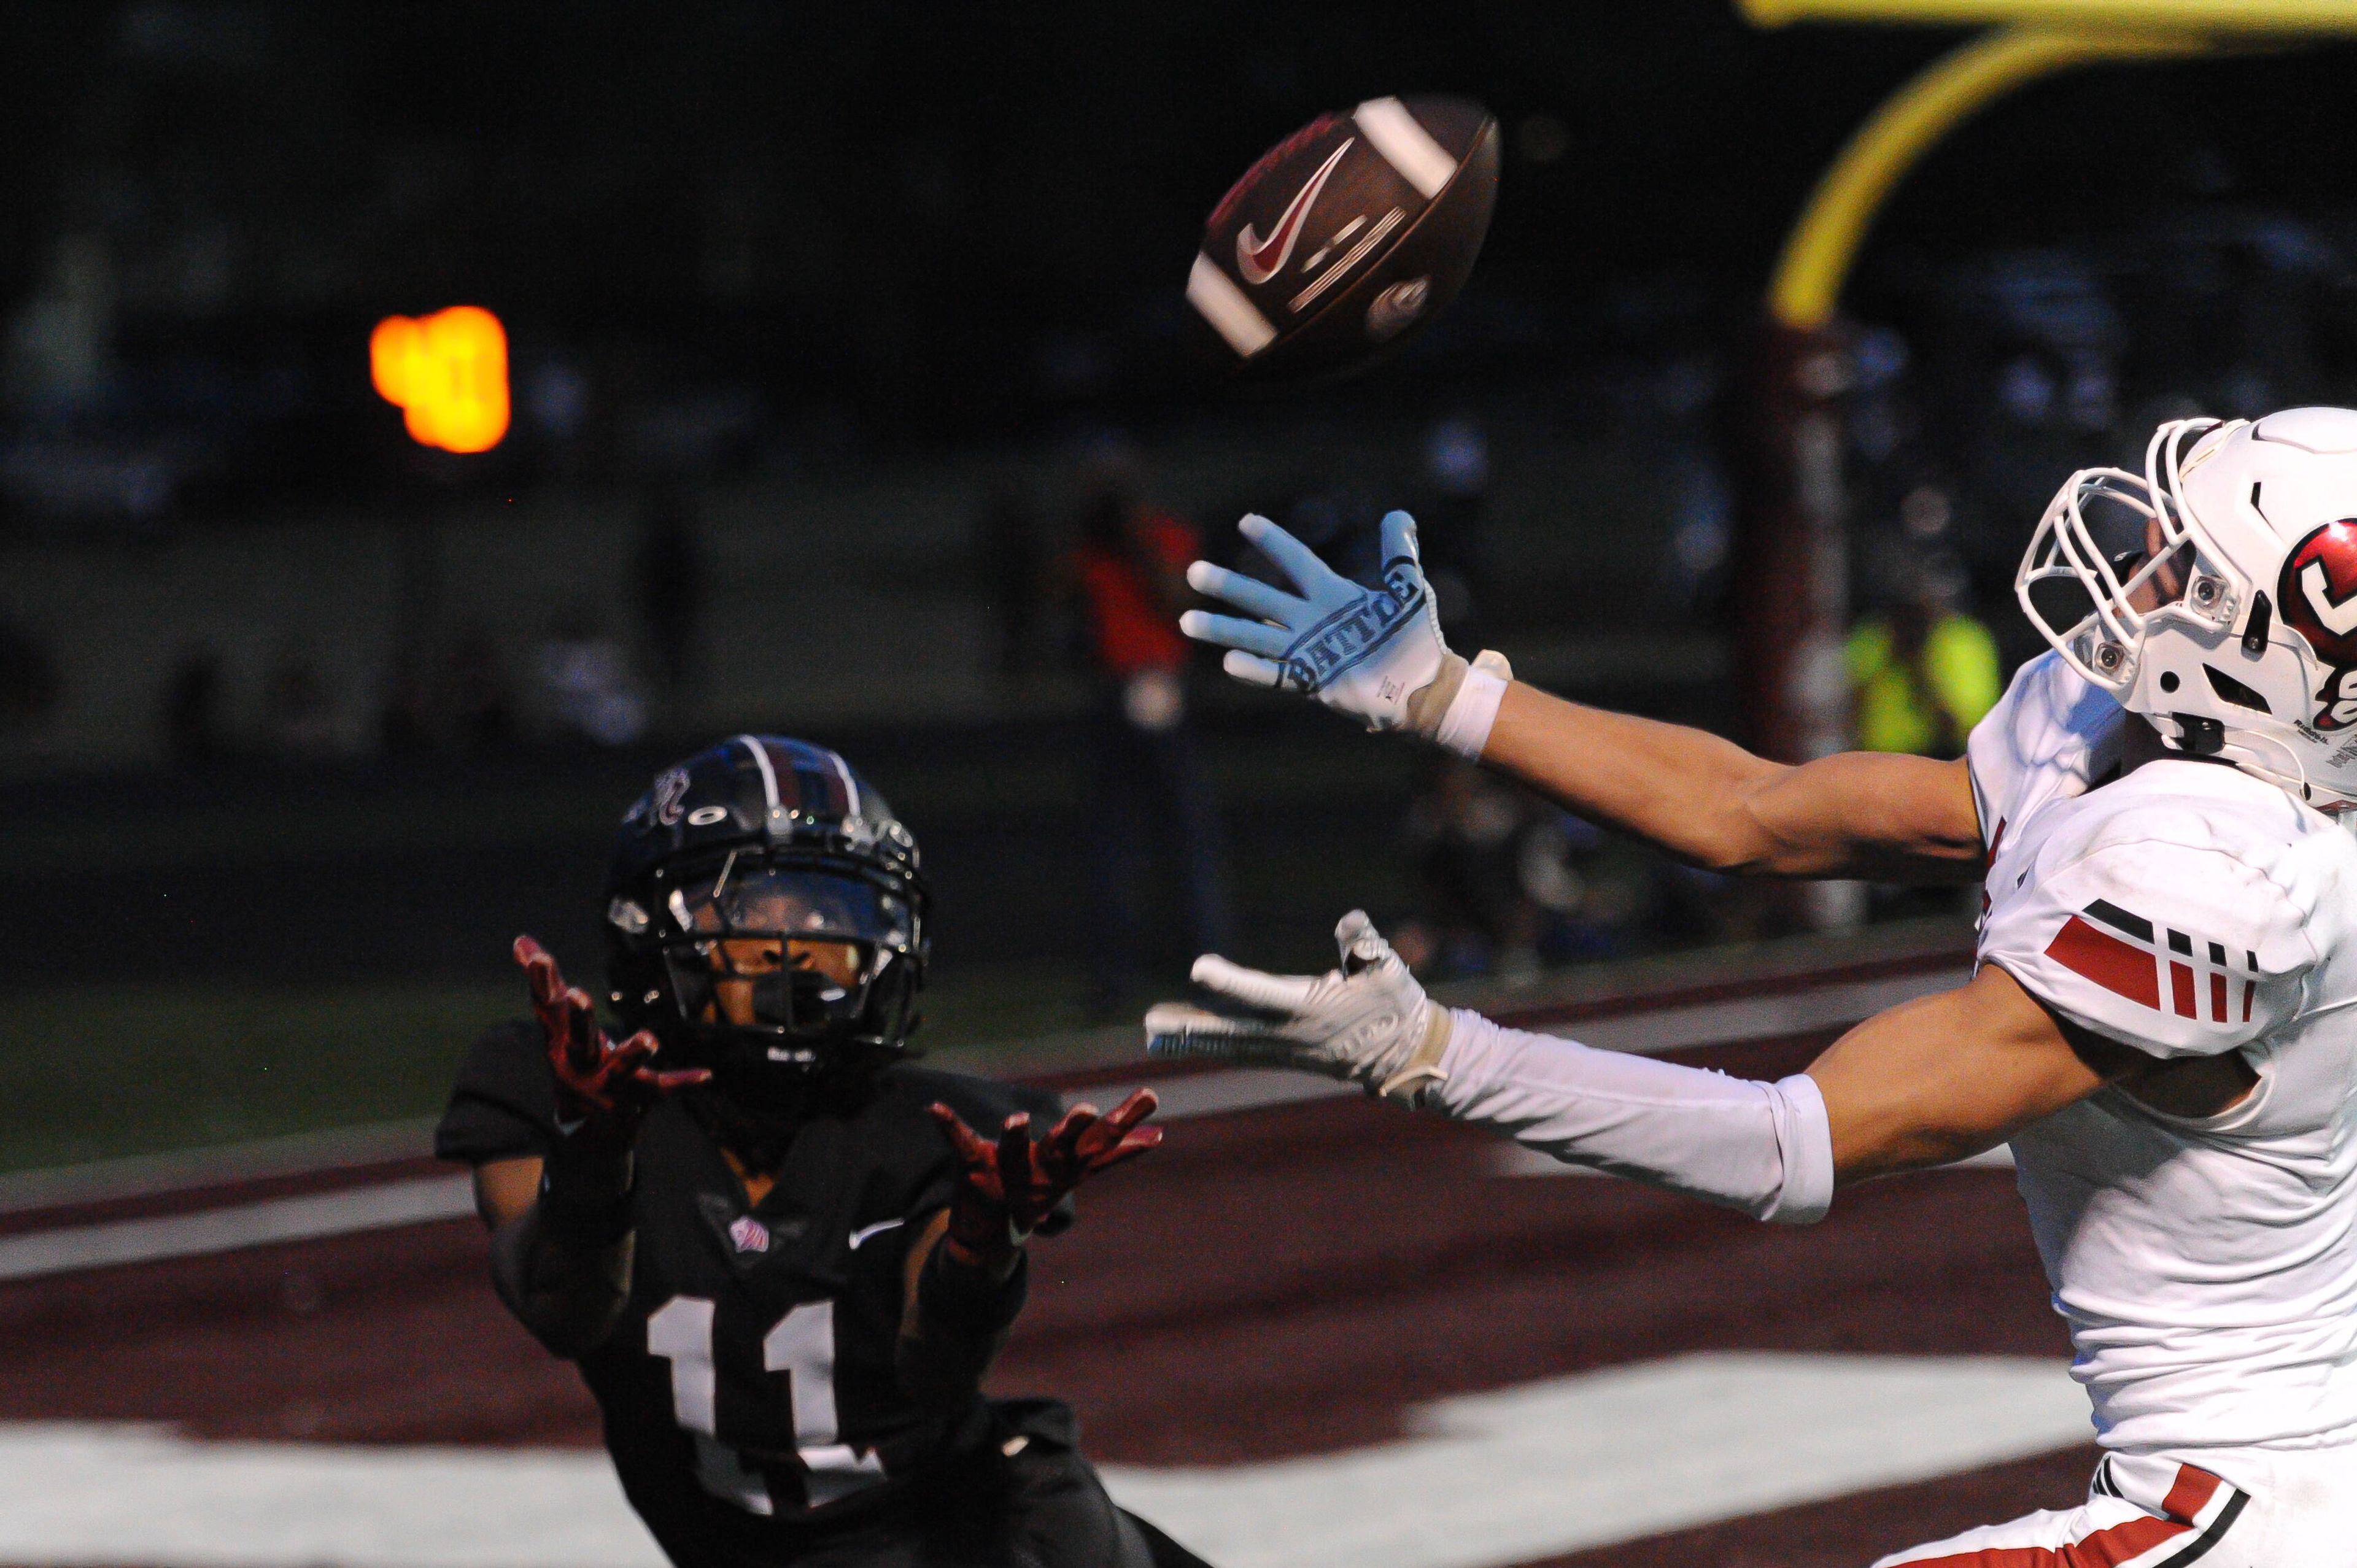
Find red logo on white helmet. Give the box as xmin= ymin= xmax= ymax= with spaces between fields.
xmin=2278 ymin=520 xmax=2357 ymax=728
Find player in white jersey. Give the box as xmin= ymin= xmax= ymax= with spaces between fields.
xmin=1152 ymin=409 xmax=2357 ymax=1564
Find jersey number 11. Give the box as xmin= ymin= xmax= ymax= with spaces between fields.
xmin=648 ymin=1294 xmax=888 ymax=1514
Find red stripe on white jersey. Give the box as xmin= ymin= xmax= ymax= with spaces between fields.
xmin=2048 ymin=916 xmax=2160 ymax=1009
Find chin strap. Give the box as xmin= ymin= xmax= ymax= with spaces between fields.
xmin=2165 ymin=714 xmax=2226 ymax=757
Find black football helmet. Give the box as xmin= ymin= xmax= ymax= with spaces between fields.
xmin=603 ymin=735 xmax=929 ymax=1095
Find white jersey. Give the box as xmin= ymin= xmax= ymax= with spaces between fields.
xmin=1972 ymin=651 xmax=2357 ymax=1453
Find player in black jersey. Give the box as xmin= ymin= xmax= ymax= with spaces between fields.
xmin=436 ymin=735 xmax=1208 ymax=1568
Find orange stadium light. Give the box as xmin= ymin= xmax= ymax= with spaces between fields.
xmin=370 ymin=306 xmax=511 ymax=454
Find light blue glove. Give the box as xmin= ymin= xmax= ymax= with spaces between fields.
xmin=1179 ymin=511 xmax=1452 ymax=733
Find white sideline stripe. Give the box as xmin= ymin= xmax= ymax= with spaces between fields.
xmin=1106 ymin=1353 xmax=2089 ymax=1568
xmin=0 ymin=1118 xmax=436 ymax=1215
xmin=0 ymin=1353 xmax=2090 ymax=1568
xmin=1186 ymin=253 xmax=1277 ymax=357
xmin=1560 ymin=968 xmax=1967 ymax=1056
xmin=0 ymin=967 xmax=1969 ymax=1280
xmin=1353 ymin=96 xmax=1457 ymax=199
xmin=0 ymin=1176 xmax=476 ymax=1284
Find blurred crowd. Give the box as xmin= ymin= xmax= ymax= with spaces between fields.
xmin=147 ymin=487 xmax=702 ymax=768
xmin=6 ymin=115 xmax=2356 ymax=994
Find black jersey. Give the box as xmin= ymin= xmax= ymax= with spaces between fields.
xmin=436 ymin=1023 xmax=1064 ymax=1561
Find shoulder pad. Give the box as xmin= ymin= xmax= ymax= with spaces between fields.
xmin=1983 ymin=812 xmax=2317 ymax=1057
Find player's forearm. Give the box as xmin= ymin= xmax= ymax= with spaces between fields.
xmin=489 ymin=1144 xmax=638 ymax=1358
xmin=1426 ymin=1008 xmax=1834 ymax=1222
xmin=1479 ymin=682 xmax=1799 ymax=873
xmin=1806 ymin=969 xmax=2113 ymax=1184
xmin=492 ymin=1215 xmax=635 ymax=1356
xmin=1482 ymin=683 xmax=1984 ymax=881
xmin=897 ymin=1236 xmax=1026 ymax=1412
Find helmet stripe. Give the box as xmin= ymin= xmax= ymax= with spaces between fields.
xmin=734 ymin=733 xmax=781 ymax=813
xmin=829 ymin=749 xmax=862 ymax=820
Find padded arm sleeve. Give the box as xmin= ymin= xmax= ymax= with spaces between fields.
xmin=1428 ymin=1010 xmax=1835 ymax=1224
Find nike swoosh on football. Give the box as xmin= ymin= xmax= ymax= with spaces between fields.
xmin=848 ymin=1218 xmax=905 ymax=1249
xmin=1236 ymin=138 xmax=1355 ymax=286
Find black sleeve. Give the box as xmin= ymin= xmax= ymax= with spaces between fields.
xmin=434 ymin=1020 xmax=557 ymax=1165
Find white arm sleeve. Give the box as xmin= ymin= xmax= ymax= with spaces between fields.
xmin=1428 ymin=1009 xmax=1835 ymax=1224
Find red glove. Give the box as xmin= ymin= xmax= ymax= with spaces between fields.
xmin=927 ymin=1091 xmax=1162 ymax=1270
xmin=516 ymin=935 xmax=706 ymax=1150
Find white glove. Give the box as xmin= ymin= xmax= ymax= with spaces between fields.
xmin=1181 ymin=511 xmax=1457 ymax=735
xmin=1143 ymin=911 xmax=1453 ymax=1105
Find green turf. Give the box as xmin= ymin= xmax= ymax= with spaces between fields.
xmin=0 ymin=981 xmax=513 ymax=1172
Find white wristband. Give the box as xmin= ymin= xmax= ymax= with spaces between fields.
xmin=1435 ymin=657 xmax=1509 ymax=760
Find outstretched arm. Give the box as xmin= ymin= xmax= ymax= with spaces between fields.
xmin=1484 ymin=682 xmax=1984 ymax=882
xmin=1148 ymin=916 xmax=2143 ymax=1222
xmin=896 ymin=1093 xmax=1159 ymax=1412
xmin=473 ymin=937 xmax=705 ymax=1359
xmin=1180 ymin=512 xmax=1986 ymax=884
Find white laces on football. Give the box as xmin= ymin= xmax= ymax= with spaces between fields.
xmin=1182 ymin=511 xmax=1452 ymax=734
xmin=1144 ymin=910 xmax=1452 ymax=1105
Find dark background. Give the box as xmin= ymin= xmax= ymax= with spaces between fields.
xmin=6 ymin=0 xmax=2357 ymax=1168
xmin=3 ymin=4 xmax=2356 ymax=475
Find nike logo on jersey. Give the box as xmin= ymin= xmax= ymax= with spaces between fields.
xmin=848 ymin=1218 xmax=905 ymax=1250
xmin=1236 ymin=139 xmax=1353 ymax=285
xmin=2046 ymin=898 xmax=2256 ymax=1023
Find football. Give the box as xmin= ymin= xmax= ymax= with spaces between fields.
xmin=1186 ymin=95 xmax=1500 ymax=388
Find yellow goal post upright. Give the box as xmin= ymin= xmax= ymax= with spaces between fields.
xmin=1724 ymin=0 xmax=2357 ymax=865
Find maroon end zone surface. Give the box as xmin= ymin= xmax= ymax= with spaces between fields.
xmin=0 ymin=1025 xmax=2094 ymax=1565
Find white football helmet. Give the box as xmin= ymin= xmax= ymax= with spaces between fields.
xmin=2018 ymin=407 xmax=2357 ymax=809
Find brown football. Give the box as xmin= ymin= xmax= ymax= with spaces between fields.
xmin=1186 ymin=95 xmax=1500 ymax=388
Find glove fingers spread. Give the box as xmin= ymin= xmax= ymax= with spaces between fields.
xmin=1085 ymin=1122 xmax=1163 ymax=1172
xmin=1064 ymin=1088 xmax=1159 ymax=1170
xmin=1185 ymin=560 xmax=1304 ymax=624
xmin=1190 ymin=953 xmax=1321 ymax=1012
xmin=562 ymin=986 xmax=603 ymax=1069
xmin=1042 ymin=1103 xmax=1101 ymax=1158
xmin=516 ymin=936 xmax=571 ymax=1037
xmin=608 ymin=1027 xmax=661 ymax=1071
xmin=1237 ymin=514 xmax=1347 ymax=598
xmin=1333 ymin=909 xmax=1397 ymax=973
xmin=514 ymin=934 xmax=557 ymax=994
xmin=1379 ymin=509 xmax=1421 ymax=567
xmin=1179 ymin=609 xmax=1293 ymax=660
xmin=992 ymin=1112 xmax=1034 ymax=1195
xmin=1098 ymin=1087 xmax=1159 ymax=1136
xmin=927 ymin=1102 xmax=1000 ymax=1178
xmin=1221 ymin=649 xmax=1285 ymax=690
